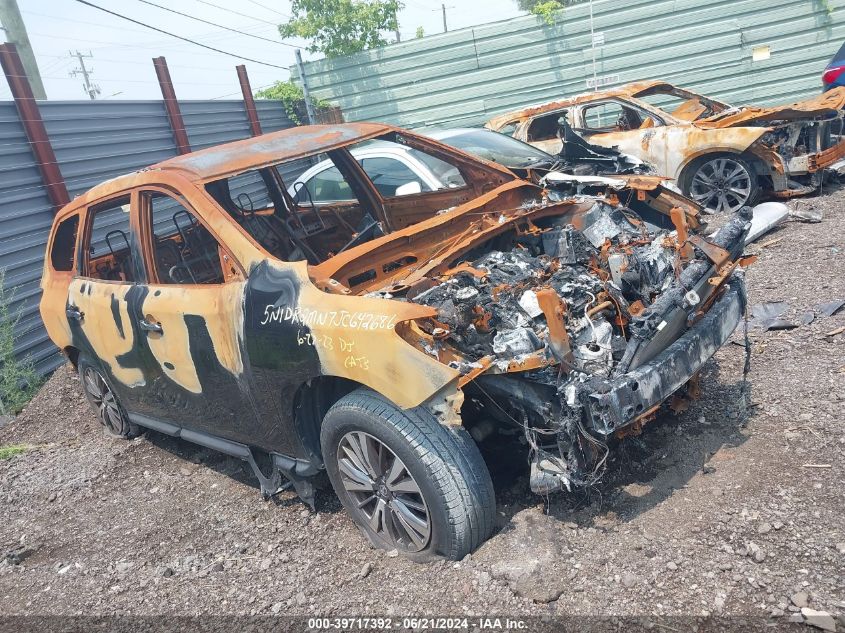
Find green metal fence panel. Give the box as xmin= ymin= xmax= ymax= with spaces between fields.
xmin=297 ymin=0 xmax=843 ymax=129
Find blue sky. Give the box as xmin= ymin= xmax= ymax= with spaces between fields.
xmin=1 ymin=0 xmax=524 ymax=100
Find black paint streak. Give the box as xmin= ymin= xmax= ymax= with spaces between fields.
xmin=110 ymin=293 xmax=125 ymax=339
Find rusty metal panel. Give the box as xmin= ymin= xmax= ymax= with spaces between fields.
xmin=0 ymin=98 xmax=298 ymax=377
xmin=296 ymin=0 xmax=845 ymax=129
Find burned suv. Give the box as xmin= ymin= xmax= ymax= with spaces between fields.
xmin=41 ymin=123 xmax=751 ymax=561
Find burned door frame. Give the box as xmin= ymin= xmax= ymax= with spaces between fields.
xmin=574 ymin=98 xmax=666 ymax=136
xmin=67 ymin=191 xmax=148 ymax=412
xmin=125 ymin=184 xmax=273 ymax=447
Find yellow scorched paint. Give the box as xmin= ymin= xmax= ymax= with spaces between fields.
xmin=68 ymin=280 xmax=145 ymax=387
xmin=272 ymin=261 xmax=459 ymax=410
xmin=140 ymin=282 xmax=246 ymax=393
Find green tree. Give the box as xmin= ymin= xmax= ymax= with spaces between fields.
xmin=515 ymin=0 xmax=584 ymax=9
xmin=254 ymin=79 xmax=331 ymax=125
xmin=415 ymin=26 xmax=424 ymax=39
xmin=530 ymin=0 xmax=564 ymax=24
xmin=280 ymin=0 xmax=403 ymax=59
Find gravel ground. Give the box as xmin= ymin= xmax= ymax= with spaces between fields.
xmin=1 ymin=188 xmax=843 ymax=626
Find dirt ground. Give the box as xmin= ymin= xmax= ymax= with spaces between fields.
xmin=1 ymin=187 xmax=843 ymax=626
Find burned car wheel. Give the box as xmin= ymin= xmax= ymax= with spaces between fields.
xmin=321 ymin=389 xmax=495 ymax=561
xmin=683 ymin=153 xmax=760 ymax=213
xmin=78 ymin=358 xmax=139 ymax=439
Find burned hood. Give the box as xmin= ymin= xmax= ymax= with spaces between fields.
xmin=696 ymin=87 xmax=845 ymax=128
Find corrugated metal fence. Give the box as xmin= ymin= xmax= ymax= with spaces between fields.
xmin=297 ymin=0 xmax=844 ymax=129
xmin=0 ymin=98 xmax=296 ymax=375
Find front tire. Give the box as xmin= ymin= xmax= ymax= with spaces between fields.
xmin=78 ymin=358 xmax=139 ymax=439
xmin=321 ymin=389 xmax=495 ymax=561
xmin=682 ymin=153 xmax=760 ymax=213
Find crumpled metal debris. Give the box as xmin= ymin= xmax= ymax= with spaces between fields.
xmin=409 ymin=202 xmax=675 ymax=368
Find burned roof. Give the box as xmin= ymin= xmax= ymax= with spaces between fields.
xmin=485 ymin=81 xmax=677 ymax=130
xmin=152 ymin=122 xmax=394 ymax=181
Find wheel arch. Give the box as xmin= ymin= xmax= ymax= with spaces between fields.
xmin=677 ymin=148 xmax=768 ymax=190
xmin=292 ymin=375 xmax=366 ymax=467
xmin=64 ymin=345 xmax=80 ymax=368
xmin=290 ymin=373 xmax=465 ymax=468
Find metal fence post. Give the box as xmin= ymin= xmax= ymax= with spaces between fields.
xmin=236 ymin=65 xmax=263 ymax=136
xmin=0 ymin=43 xmax=69 ymax=213
xmin=295 ymin=49 xmax=316 ymax=125
xmin=152 ymin=56 xmax=191 ymax=154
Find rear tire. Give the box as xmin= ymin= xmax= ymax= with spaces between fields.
xmin=681 ymin=153 xmax=760 ymax=213
xmin=321 ymin=388 xmax=495 ymax=561
xmin=78 ymin=357 xmax=140 ymax=439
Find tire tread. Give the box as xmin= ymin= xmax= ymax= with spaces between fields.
xmin=324 ymin=389 xmax=495 ymax=560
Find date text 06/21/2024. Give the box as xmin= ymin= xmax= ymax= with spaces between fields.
xmin=307 ymin=617 xmax=528 ymax=630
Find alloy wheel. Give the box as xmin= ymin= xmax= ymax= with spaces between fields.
xmin=336 ymin=431 xmax=431 ymax=552
xmin=689 ymin=157 xmax=753 ymax=213
xmin=82 ymin=367 xmax=125 ymax=435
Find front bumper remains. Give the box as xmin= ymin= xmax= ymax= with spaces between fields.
xmin=585 ymin=277 xmax=747 ymax=435
xmin=809 ymin=135 xmax=845 ymax=171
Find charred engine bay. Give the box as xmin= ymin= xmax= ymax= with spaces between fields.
xmin=408 ymin=203 xmax=672 ymax=371
xmin=377 ymin=195 xmax=750 ymax=494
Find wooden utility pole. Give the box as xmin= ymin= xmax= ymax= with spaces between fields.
xmin=441 ymin=4 xmax=448 ymax=32
xmin=0 ymin=0 xmax=46 ymax=99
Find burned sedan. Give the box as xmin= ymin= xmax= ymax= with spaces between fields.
xmin=486 ymin=80 xmax=845 ymax=213
xmin=41 ymin=123 xmax=751 ymax=561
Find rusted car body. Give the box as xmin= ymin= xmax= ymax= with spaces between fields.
xmin=41 ymin=123 xmax=752 ymax=559
xmin=486 ymin=81 xmax=845 ymax=212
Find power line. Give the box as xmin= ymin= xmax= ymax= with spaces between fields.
xmin=244 ymin=0 xmax=290 ymax=19
xmin=134 ymin=0 xmax=292 ymax=46
xmin=73 ymin=0 xmax=293 ymax=69
xmin=210 ymin=80 xmax=278 ymax=100
xmin=22 ymin=9 xmax=152 ymax=35
xmin=25 ymin=7 xmax=282 ymax=52
xmin=37 ymin=74 xmax=235 ymax=86
xmin=39 ymin=57 xmax=71 ymax=75
xmin=29 ymin=23 xmax=281 ymax=54
xmin=191 ymin=0 xmax=280 ymax=25
xmin=38 ymin=53 xmax=259 ymax=73
xmin=25 ymin=9 xmax=280 ymax=50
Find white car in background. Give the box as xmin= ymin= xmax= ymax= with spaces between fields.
xmin=288 ymin=128 xmax=556 ymax=204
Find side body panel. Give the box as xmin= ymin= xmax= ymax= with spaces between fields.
xmin=244 ymin=260 xmax=460 ymax=412
xmin=126 ymin=281 xmax=269 ymax=448
xmin=585 ymin=125 xmax=769 ymax=180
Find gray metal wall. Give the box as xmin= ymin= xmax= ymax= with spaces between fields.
xmin=296 ymin=0 xmax=844 ymax=129
xmin=0 ymin=98 xmax=296 ymax=375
